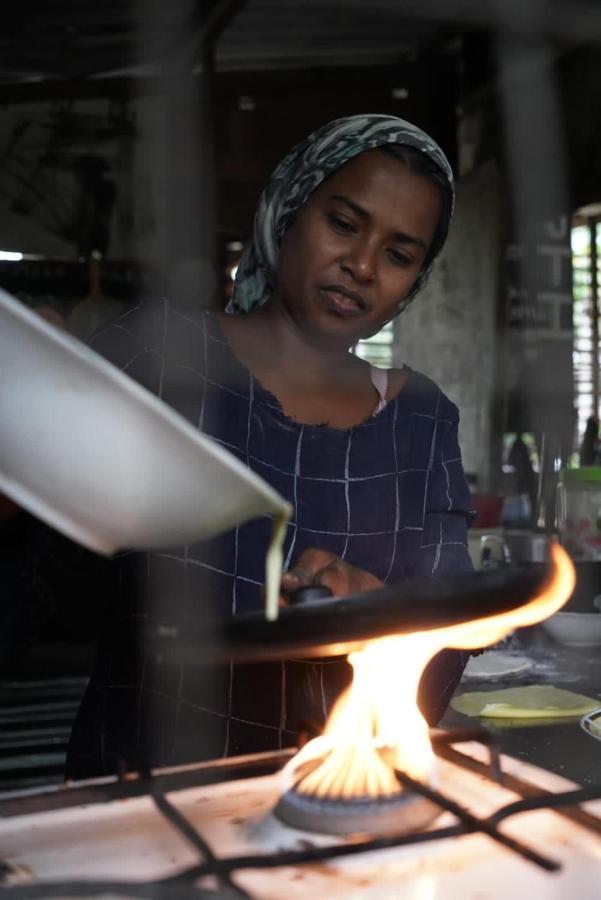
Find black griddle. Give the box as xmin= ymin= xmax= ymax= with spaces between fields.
xmin=146 ymin=562 xmax=552 ymax=665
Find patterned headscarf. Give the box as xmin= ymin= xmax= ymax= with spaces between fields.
xmin=228 ymin=113 xmax=454 ymax=314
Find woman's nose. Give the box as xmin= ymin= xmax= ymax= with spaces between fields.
xmin=342 ymin=238 xmax=377 ymax=282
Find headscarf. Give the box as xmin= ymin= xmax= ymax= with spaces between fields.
xmin=228 ymin=113 xmax=454 ymax=315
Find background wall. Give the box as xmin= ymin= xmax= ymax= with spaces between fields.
xmin=393 ymin=161 xmax=503 ymax=486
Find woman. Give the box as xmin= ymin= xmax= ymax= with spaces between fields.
xmin=66 ymin=114 xmax=473 ymax=779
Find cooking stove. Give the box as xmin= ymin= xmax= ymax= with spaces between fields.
xmin=1 ymin=728 xmax=600 ymax=899
xmin=1 ymin=547 xmax=592 ymax=896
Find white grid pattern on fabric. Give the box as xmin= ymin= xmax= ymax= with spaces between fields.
xmin=72 ymin=297 xmax=474 ymax=778
xmin=283 ymin=426 xmax=305 ymax=571
xmin=341 ymin=431 xmax=353 ymax=560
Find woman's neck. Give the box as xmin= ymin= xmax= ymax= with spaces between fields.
xmin=221 ymin=300 xmax=359 ymax=388
xmin=218 ymin=301 xmax=379 ymax=428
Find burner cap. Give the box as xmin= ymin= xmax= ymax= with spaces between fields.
xmin=274 ymin=787 xmax=440 ymax=836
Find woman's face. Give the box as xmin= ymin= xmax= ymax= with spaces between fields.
xmin=274 ymin=148 xmax=442 ymax=346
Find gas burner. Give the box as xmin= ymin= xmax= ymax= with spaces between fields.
xmin=274 ymin=785 xmax=440 ymax=836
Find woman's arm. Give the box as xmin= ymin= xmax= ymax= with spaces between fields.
xmin=413 ymin=413 xmax=474 ymax=578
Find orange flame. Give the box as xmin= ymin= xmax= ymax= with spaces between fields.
xmin=283 ymin=542 xmax=575 ymax=798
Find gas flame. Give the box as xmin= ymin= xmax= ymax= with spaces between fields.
xmin=283 ymin=542 xmax=575 ymax=799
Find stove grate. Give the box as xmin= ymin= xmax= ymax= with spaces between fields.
xmin=2 ymin=729 xmax=601 ymax=899
xmin=434 ymin=733 xmax=601 ymax=836
xmin=186 ymin=727 xmax=601 ymax=879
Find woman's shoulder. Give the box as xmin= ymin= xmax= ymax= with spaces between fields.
xmin=390 ymin=366 xmax=460 ymax=423
xmin=86 ymin=298 xmax=232 ymax=390
xmin=89 ymin=296 xmax=221 ymax=351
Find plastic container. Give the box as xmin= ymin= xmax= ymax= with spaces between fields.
xmin=557 ymin=467 xmax=601 ymax=559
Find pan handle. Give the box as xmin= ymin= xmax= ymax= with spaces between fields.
xmin=287 ymin=585 xmax=333 ymax=605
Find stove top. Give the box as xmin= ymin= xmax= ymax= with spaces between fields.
xmin=1 ymin=730 xmax=600 ymax=899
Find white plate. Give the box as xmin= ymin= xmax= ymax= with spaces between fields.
xmin=0 ymin=288 xmax=290 ymax=555
xmin=462 ymin=650 xmax=533 ymax=680
xmin=580 ymin=707 xmax=601 ymax=742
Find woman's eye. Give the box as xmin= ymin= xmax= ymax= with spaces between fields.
xmin=328 ymin=214 xmax=356 ymax=234
xmin=387 ymin=248 xmax=412 ymax=267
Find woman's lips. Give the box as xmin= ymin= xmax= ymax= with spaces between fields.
xmin=319 ymin=286 xmax=366 ymax=317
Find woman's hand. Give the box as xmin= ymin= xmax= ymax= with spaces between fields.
xmin=280 ymin=548 xmax=383 ymax=602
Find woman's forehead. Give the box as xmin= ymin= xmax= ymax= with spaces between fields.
xmin=308 ymin=148 xmax=441 ymax=231
xmin=313 ymin=148 xmax=416 ymax=197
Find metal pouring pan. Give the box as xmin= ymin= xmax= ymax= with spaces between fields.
xmin=146 ymin=562 xmax=552 ymax=665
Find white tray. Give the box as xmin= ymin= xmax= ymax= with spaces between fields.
xmin=0 ymin=288 xmax=290 ymax=555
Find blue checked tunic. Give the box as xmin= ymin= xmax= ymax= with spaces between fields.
xmin=66 ymin=297 xmax=474 ymax=779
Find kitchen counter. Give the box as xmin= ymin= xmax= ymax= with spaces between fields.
xmin=443 ymin=627 xmax=601 ymax=786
